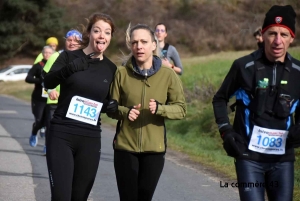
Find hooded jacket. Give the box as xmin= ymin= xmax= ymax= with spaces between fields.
xmin=108 ymin=56 xmax=186 ymax=153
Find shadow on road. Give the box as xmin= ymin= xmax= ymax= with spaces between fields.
xmin=0 ymin=148 xmax=46 ymax=157
xmin=0 ymin=170 xmax=48 ymax=179
xmin=0 ymin=116 xmax=34 ymax=121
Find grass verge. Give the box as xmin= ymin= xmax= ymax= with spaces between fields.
xmin=0 ymin=81 xmax=33 ymax=102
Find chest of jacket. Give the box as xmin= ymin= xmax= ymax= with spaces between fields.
xmin=234 ymin=57 xmax=300 ymax=132
xmin=118 ymin=67 xmax=172 ymax=108
xmin=239 ymin=59 xmax=300 ymax=112
xmin=240 ymin=60 xmax=300 ymax=97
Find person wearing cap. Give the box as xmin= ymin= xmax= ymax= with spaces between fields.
xmin=212 ymin=5 xmax=300 ymax=201
xmin=38 ymin=29 xmax=82 ymax=155
xmin=34 ymin=37 xmax=59 ymax=64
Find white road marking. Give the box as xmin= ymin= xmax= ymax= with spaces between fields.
xmin=0 ymin=110 xmax=17 ymax=114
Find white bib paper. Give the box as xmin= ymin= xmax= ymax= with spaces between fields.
xmin=41 ymin=88 xmax=48 ymax=98
xmin=66 ymin=96 xmax=103 ymax=126
xmin=248 ymin=125 xmax=288 ymax=155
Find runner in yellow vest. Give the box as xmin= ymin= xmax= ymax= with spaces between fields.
xmin=34 ymin=37 xmax=59 ymax=64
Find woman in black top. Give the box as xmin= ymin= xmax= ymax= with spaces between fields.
xmin=26 ymin=45 xmax=54 ymax=147
xmin=44 ymin=13 xmax=118 ymax=201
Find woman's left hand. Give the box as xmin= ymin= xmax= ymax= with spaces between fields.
xmin=149 ymin=99 xmax=157 ymax=114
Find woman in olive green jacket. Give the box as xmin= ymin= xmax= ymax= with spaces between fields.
xmin=108 ymin=23 xmax=186 ymax=201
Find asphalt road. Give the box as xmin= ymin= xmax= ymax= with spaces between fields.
xmin=0 ymin=94 xmax=239 ymax=201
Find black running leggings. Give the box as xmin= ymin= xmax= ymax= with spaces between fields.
xmin=31 ymin=99 xmax=47 ymax=135
xmin=235 ymin=159 xmax=294 ymax=201
xmin=45 ymin=104 xmax=57 ymax=144
xmin=114 ymin=150 xmax=165 ymax=201
xmin=46 ymin=130 xmax=101 ymax=201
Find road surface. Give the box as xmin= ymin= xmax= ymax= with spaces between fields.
xmin=0 ymin=95 xmax=239 ymax=201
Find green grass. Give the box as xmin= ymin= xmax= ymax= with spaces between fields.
xmin=0 ymin=81 xmax=33 ymax=102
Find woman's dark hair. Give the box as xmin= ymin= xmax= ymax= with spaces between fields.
xmin=253 ymin=27 xmax=262 ymax=37
xmin=155 ymin=23 xmax=168 ymax=33
xmin=80 ymin=13 xmax=115 ymax=48
xmin=127 ymin=24 xmax=157 ymax=45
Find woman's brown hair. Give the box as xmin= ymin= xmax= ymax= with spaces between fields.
xmin=80 ymin=13 xmax=115 ymax=48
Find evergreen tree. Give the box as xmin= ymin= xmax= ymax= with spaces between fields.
xmin=0 ymin=0 xmax=68 ymax=61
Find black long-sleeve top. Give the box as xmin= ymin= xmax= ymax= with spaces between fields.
xmin=44 ymin=49 xmax=117 ymax=137
xmin=25 ymin=59 xmax=47 ymax=102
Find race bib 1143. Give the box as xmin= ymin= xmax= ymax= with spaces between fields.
xmin=66 ymin=96 xmax=103 ymax=126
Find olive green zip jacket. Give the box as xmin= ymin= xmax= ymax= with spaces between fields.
xmin=108 ymin=56 xmax=186 ymax=153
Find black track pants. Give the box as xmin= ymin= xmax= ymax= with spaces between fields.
xmin=235 ymin=159 xmax=294 ymax=201
xmin=31 ymin=99 xmax=47 ymax=135
xmin=114 ymin=150 xmax=165 ymax=201
xmin=46 ymin=130 xmax=101 ymax=201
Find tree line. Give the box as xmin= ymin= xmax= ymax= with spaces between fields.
xmin=1 ymin=0 xmax=299 ymax=63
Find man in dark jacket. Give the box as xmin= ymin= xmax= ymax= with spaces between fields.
xmin=212 ymin=5 xmax=300 ymax=201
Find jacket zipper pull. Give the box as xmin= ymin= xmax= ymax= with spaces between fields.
xmin=144 ymin=72 xmax=150 ymax=86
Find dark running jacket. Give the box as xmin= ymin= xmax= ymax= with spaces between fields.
xmin=213 ymin=48 xmax=300 ymax=162
xmin=25 ymin=59 xmax=47 ymax=102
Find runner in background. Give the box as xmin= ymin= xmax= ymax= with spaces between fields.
xmin=32 ymin=37 xmax=59 ymax=138
xmin=154 ymin=23 xmax=183 ymax=75
xmin=34 ymin=37 xmax=58 ymax=64
xmin=44 ymin=13 xmax=118 ymax=200
xmin=41 ymin=29 xmax=82 ymax=155
xmin=26 ymin=46 xmax=54 ymax=148
xmin=253 ymin=27 xmax=264 ymax=49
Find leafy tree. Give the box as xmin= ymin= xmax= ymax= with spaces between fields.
xmin=0 ymin=0 xmax=68 ymax=62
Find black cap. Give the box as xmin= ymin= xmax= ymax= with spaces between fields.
xmin=261 ymin=5 xmax=296 ymax=37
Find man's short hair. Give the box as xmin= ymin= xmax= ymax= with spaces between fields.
xmin=253 ymin=27 xmax=262 ymax=37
